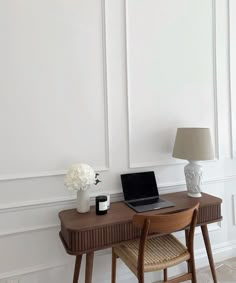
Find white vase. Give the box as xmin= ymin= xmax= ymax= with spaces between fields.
xmin=76 ymin=188 xmax=90 ymax=213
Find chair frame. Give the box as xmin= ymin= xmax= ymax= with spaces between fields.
xmin=112 ymin=204 xmax=199 ymax=283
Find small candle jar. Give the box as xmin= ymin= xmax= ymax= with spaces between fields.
xmin=96 ymin=195 xmax=108 ymax=215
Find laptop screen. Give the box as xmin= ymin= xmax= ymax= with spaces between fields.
xmin=121 ymin=171 xmax=159 ymax=201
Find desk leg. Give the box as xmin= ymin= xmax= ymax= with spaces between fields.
xmin=201 ymin=225 xmax=218 ymax=283
xmin=73 ymin=255 xmax=82 ymax=283
xmin=85 ymin=252 xmax=94 ymax=283
xmin=185 ymin=229 xmax=190 ymax=273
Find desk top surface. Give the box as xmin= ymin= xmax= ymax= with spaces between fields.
xmin=59 ymin=191 xmax=222 ymax=232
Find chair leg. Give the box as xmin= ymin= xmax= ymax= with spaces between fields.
xmin=112 ymin=248 xmax=117 ymax=283
xmin=138 ymin=273 xmax=144 ymax=283
xmin=163 ymin=269 xmax=168 ymax=281
xmin=190 ymin=258 xmax=197 ymax=283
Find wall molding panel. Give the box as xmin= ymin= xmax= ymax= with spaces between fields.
xmin=227 ymin=0 xmax=234 ymax=159
xmin=228 ymin=0 xmax=236 ymax=159
xmin=233 ymin=194 xmax=236 ymax=225
xmin=0 ymin=175 xmax=234 ymax=214
xmin=0 ymin=261 xmax=71 ymax=281
xmin=125 ymin=0 xmax=219 ymax=169
xmin=194 ymin=239 xmax=236 ymax=262
xmin=0 ymin=0 xmax=110 ymax=181
xmin=0 ymin=1 xmax=236 ymax=282
xmin=0 ymin=176 xmax=229 ymax=239
xmin=0 ymin=224 xmax=60 ymax=239
xmin=211 ymin=0 xmax=220 ymax=160
xmin=0 ymin=196 xmax=77 ymax=213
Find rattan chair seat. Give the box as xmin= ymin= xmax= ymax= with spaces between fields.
xmin=114 ymin=234 xmax=190 ymax=273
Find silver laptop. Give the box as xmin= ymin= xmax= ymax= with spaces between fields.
xmin=121 ymin=171 xmax=174 ymax=213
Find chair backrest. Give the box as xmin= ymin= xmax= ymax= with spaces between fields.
xmin=133 ymin=203 xmax=199 ymax=234
xmin=132 ymin=204 xmax=199 ymax=280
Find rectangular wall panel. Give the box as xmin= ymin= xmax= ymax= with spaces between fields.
xmin=125 ymin=0 xmax=217 ymax=168
xmin=0 ymin=0 xmax=108 ymax=179
xmin=233 ymin=194 xmax=236 ymax=226
xmin=229 ymin=0 xmax=236 ymax=158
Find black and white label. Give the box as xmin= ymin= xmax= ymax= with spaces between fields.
xmin=99 ymin=201 xmax=108 ymax=211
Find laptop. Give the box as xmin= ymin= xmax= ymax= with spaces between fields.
xmin=121 ymin=171 xmax=175 ymax=213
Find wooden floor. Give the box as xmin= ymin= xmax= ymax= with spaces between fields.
xmin=154 ymin=258 xmax=236 ymax=283
xmin=193 ymin=257 xmax=236 ymax=283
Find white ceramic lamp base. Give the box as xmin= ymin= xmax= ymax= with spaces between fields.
xmin=184 ymin=161 xmax=203 ymax=198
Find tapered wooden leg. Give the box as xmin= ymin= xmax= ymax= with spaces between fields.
xmin=73 ymin=255 xmax=82 ymax=283
xmin=85 ymin=252 xmax=94 ymax=283
xmin=185 ymin=229 xmax=191 ymax=274
xmin=163 ymin=269 xmax=168 ymax=281
xmin=190 ymin=257 xmax=197 ymax=283
xmin=201 ymin=225 xmax=218 ymax=283
xmin=112 ymin=248 xmax=117 ymax=283
xmin=138 ymin=273 xmax=144 ymax=283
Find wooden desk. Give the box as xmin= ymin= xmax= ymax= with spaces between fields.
xmin=59 ymin=192 xmax=222 ymax=283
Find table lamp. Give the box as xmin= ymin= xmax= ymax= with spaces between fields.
xmin=172 ymin=128 xmax=214 ymax=197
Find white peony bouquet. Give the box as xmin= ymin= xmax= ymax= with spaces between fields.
xmin=64 ymin=163 xmax=101 ymax=191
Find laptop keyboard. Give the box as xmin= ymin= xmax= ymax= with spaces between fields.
xmin=129 ymin=197 xmax=163 ymax=207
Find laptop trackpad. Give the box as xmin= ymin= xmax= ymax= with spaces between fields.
xmin=129 ymin=198 xmax=163 ymax=207
xmin=128 ymin=198 xmax=174 ymax=212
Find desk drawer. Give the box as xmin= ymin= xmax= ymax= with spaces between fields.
xmin=61 ymin=222 xmax=141 ymax=254
xmin=60 ymin=202 xmax=222 ymax=255
xmin=198 ymin=203 xmax=222 ymax=224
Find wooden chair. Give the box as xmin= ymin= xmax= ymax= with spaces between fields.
xmin=111 ymin=204 xmax=199 ymax=283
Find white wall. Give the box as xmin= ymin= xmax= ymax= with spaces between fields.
xmin=0 ymin=0 xmax=236 ymax=282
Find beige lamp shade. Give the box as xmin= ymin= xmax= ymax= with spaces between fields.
xmin=172 ymin=128 xmax=215 ymax=161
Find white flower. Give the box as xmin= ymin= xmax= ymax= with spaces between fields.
xmin=64 ymin=164 xmax=98 ymax=191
